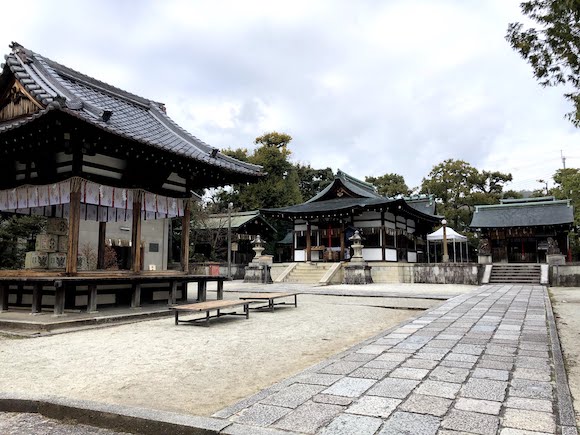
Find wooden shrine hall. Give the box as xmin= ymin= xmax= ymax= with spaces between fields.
xmin=0 ymin=42 xmax=263 ymax=314
xmin=262 ymin=171 xmax=441 ymax=263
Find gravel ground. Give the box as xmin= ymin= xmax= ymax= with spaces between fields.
xmin=0 ymin=293 xmax=421 ymax=417
xmin=550 ymin=286 xmax=580 ymax=428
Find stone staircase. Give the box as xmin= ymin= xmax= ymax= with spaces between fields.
xmin=282 ymin=263 xmax=335 ymax=284
xmin=489 ymin=264 xmax=541 ymax=284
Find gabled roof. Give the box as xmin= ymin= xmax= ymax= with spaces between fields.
xmin=201 ymin=210 xmax=276 ymax=234
xmin=470 ymin=196 xmax=574 ymax=228
xmin=403 ymin=194 xmax=438 ymax=217
xmin=305 ymin=170 xmax=381 ymax=203
xmin=0 ymin=42 xmax=262 ymax=178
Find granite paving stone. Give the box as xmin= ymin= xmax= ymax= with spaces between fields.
xmin=429 ymin=366 xmax=470 ymax=383
xmin=378 ymin=411 xmax=440 ymax=435
xmin=218 ymin=284 xmax=570 ymax=434
xmin=389 ymin=367 xmax=429 ymax=380
xmin=312 ymin=395 xmax=354 ymax=406
xmin=505 ymin=396 xmax=553 ymax=412
xmin=318 ymin=414 xmax=383 ymax=435
xmin=293 ymin=373 xmax=343 ymax=386
xmin=502 ymin=408 xmax=556 ymax=433
xmin=441 ymin=409 xmax=499 ymax=435
xmin=234 ymin=404 xmax=291 ymax=426
xmin=318 ymin=361 xmax=366 ymax=375
xmin=509 ymin=379 xmax=553 ymax=400
xmin=399 ymin=393 xmax=452 ymax=416
xmin=401 ymin=358 xmax=438 ymax=370
xmin=512 ymin=367 xmax=551 ymax=382
xmin=345 ymin=396 xmax=400 ymax=418
xmin=273 ymin=401 xmax=344 ymax=434
xmin=261 ymin=384 xmax=325 ymax=408
xmin=454 ymin=398 xmax=502 ymax=415
xmin=415 ymin=380 xmax=461 ymax=399
xmin=472 ymin=367 xmax=510 ymax=381
xmin=321 ymin=377 xmax=376 ymax=398
xmin=460 ymin=378 xmax=507 ymax=401
xmin=367 ymin=378 xmax=420 ymax=399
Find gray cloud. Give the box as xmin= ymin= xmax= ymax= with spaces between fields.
xmin=1 ymin=0 xmax=578 ymax=193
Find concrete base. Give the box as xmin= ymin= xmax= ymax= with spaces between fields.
xmin=547 ymin=254 xmax=566 ymax=266
xmin=343 ymin=264 xmax=373 ymax=284
xmin=478 ymin=254 xmax=492 ymax=264
xmin=244 ymin=264 xmax=272 ymax=284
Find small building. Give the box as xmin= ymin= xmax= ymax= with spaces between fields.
xmin=469 ymin=196 xmax=574 ymax=263
xmin=194 ymin=210 xmax=277 ymax=264
xmin=261 ymin=171 xmax=440 ymax=263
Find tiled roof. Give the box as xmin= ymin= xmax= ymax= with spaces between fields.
xmin=305 ymin=170 xmax=381 ymax=203
xmin=0 ymin=42 xmax=262 ymax=177
xmin=201 ymin=210 xmax=275 ymax=233
xmin=470 ymin=198 xmax=574 ymax=228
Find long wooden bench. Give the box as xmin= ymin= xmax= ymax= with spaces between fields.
xmin=239 ymin=292 xmax=298 ymax=312
xmin=171 ymin=299 xmax=256 ymax=326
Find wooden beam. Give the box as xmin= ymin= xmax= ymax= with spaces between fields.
xmin=131 ymin=190 xmax=143 ymax=273
xmin=66 ymin=179 xmax=82 ymax=275
xmin=31 ymin=283 xmax=43 ymax=314
xmin=131 ymin=283 xmax=141 ymax=308
xmin=87 ymin=284 xmax=98 ymax=313
xmin=54 ymin=281 xmax=65 ymax=316
xmin=97 ymin=222 xmax=106 ymax=269
xmin=181 ymin=200 xmax=191 ymax=272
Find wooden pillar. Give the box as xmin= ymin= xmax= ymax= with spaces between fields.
xmin=381 ymin=212 xmax=386 ymax=261
xmin=217 ymin=280 xmax=224 ymax=300
xmin=168 ymin=281 xmax=178 ymax=305
xmin=31 ymin=283 xmax=43 ymax=314
xmin=0 ymin=284 xmax=9 ymax=312
xmin=197 ymin=280 xmax=207 ymax=302
xmin=131 ymin=190 xmax=143 ymax=273
xmin=54 ymin=281 xmax=65 ymax=316
xmin=306 ymin=222 xmax=312 ymax=262
xmin=87 ymin=284 xmax=98 ymax=312
xmin=340 ymin=222 xmax=345 ymax=260
xmin=181 ymin=200 xmax=191 ymax=273
xmin=66 ymin=178 xmax=82 ymax=275
xmin=97 ymin=222 xmax=107 ymax=269
xmin=131 ymin=283 xmax=141 ymax=308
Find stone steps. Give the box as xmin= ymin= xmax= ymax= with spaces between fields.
xmin=489 ymin=264 xmax=541 ymax=284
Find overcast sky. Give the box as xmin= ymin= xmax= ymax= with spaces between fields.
xmin=1 ymin=0 xmax=578 ymax=193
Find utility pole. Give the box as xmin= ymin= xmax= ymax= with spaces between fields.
xmin=537 ymin=179 xmax=549 ymax=195
xmin=561 ymin=150 xmax=567 ymax=169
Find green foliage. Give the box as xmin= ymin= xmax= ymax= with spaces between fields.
xmin=420 ymin=159 xmax=512 ymax=231
xmin=295 ymin=165 xmax=334 ymax=200
xmin=507 ymin=1 xmax=580 ymax=125
xmin=552 ymin=168 xmax=580 ymax=225
xmin=213 ymin=132 xmax=303 ymax=211
xmin=365 ymin=173 xmax=410 ymax=197
xmin=0 ymin=215 xmax=45 ymax=269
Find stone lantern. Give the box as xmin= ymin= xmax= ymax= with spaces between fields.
xmin=349 ymin=230 xmax=364 ymax=263
xmin=244 ymin=234 xmax=272 ymax=284
xmin=343 ymin=230 xmax=373 ymax=284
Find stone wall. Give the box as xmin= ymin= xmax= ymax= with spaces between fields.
xmin=550 ymin=264 xmax=580 ymax=286
xmin=413 ymin=263 xmax=482 ymax=285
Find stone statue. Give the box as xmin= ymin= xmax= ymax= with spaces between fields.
xmin=478 ymin=238 xmax=491 ymax=255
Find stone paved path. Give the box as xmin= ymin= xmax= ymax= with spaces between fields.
xmin=216 ymin=284 xmax=578 ymax=434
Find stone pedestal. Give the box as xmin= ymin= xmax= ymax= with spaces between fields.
xmin=547 ymin=254 xmax=566 ymax=266
xmin=244 ymin=263 xmax=273 ymax=283
xmin=478 ymin=254 xmax=492 ymax=264
xmin=243 ymin=234 xmax=272 ymax=284
xmin=343 ymin=264 xmax=373 ymax=284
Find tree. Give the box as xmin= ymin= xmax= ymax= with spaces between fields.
xmin=420 ymin=159 xmax=512 ymax=231
xmin=506 ymin=1 xmax=580 ymax=125
xmin=295 ymin=164 xmax=334 ymax=200
xmin=0 ymin=215 xmax=45 ymax=269
xmin=552 ymin=168 xmax=580 ymax=225
xmin=212 ymin=132 xmax=303 ymax=210
xmin=365 ymin=173 xmax=410 ymax=197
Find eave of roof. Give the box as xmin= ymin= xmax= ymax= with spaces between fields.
xmin=0 ymin=42 xmax=263 ymax=178
xmin=470 ymin=200 xmax=574 ymax=228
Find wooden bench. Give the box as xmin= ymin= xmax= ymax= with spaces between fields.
xmin=239 ymin=292 xmax=298 ymax=312
xmin=171 ymin=299 xmax=256 ymax=326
